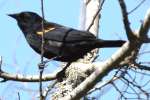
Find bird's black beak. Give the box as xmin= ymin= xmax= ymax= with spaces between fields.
xmin=8 ymin=14 xmax=18 ymax=19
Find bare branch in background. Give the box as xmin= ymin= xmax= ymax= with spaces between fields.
xmin=61 ymin=3 xmax=150 ymax=100
xmin=0 ymin=56 xmax=2 ymax=71
xmin=128 ymin=0 xmax=146 ymax=15
xmin=111 ymin=82 xmax=127 ymax=100
xmin=18 ymin=92 xmax=20 ymax=100
xmin=85 ymin=0 xmax=101 ymax=35
xmin=133 ymin=63 xmax=150 ymax=71
xmin=87 ymin=68 xmax=124 ymax=95
xmin=39 ymin=0 xmax=46 ymax=99
xmin=118 ymin=0 xmax=134 ymax=41
xmin=86 ymin=0 xmax=105 ymax=31
xmin=43 ymin=80 xmax=57 ymax=99
xmin=139 ymin=8 xmax=150 ymax=38
xmin=85 ymin=0 xmax=91 ymax=5
xmin=79 ymin=0 xmax=86 ymax=30
xmin=0 ymin=0 xmax=149 ymax=99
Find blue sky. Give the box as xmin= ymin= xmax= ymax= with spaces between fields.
xmin=0 ymin=0 xmax=149 ymax=100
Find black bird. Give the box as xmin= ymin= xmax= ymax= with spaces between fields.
xmin=8 ymin=12 xmax=125 ymax=62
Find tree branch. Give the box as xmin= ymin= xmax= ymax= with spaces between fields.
xmin=1 ymin=7 xmax=149 ymax=82
xmin=61 ymin=42 xmax=136 ymax=100
xmin=134 ymin=63 xmax=150 ymax=71
xmin=39 ymin=0 xmax=46 ymax=99
xmin=86 ymin=0 xmax=105 ymax=32
xmin=118 ymin=0 xmax=134 ymax=41
xmin=0 ymin=56 xmax=2 ymax=71
xmin=139 ymin=8 xmax=150 ymax=38
xmin=128 ymin=0 xmax=146 ymax=15
xmin=88 ymin=76 xmax=120 ymax=95
xmin=60 ymin=7 xmax=150 ymax=100
xmin=0 ymin=62 xmax=94 ymax=82
xmin=0 ymin=70 xmax=57 ymax=82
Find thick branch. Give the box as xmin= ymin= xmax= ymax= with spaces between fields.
xmin=61 ymin=42 xmax=136 ymax=100
xmin=60 ymin=7 xmax=150 ymax=100
xmin=1 ymin=10 xmax=149 ymax=82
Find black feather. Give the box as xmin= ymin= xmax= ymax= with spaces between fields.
xmin=9 ymin=11 xmax=126 ymax=62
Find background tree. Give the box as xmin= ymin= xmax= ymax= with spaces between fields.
xmin=0 ymin=0 xmax=149 ymax=100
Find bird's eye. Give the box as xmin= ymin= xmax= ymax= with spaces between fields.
xmin=20 ymin=13 xmax=30 ymax=18
xmin=19 ymin=13 xmax=31 ymax=22
xmin=20 ymin=13 xmax=25 ymax=18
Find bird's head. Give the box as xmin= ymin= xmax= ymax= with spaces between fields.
xmin=8 ymin=11 xmax=43 ymax=23
xmin=8 ymin=12 xmax=44 ymax=31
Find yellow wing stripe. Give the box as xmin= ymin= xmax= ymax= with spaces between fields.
xmin=37 ymin=27 xmax=55 ymax=35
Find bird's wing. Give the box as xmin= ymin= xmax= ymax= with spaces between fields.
xmin=41 ymin=23 xmax=96 ymax=42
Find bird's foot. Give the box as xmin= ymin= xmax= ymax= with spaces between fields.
xmin=56 ymin=70 xmax=66 ymax=82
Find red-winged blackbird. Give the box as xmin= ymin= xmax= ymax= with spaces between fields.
xmin=8 ymin=12 xmax=126 ymax=62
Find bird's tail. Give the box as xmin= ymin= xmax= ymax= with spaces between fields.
xmin=94 ymin=39 xmax=126 ymax=48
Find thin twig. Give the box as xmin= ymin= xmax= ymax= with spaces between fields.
xmin=122 ymin=76 xmax=149 ymax=99
xmin=87 ymin=76 xmax=120 ymax=95
xmin=43 ymin=80 xmax=57 ymax=99
xmin=86 ymin=0 xmax=91 ymax=5
xmin=0 ymin=56 xmax=2 ymax=71
xmin=111 ymin=82 xmax=127 ymax=99
xmin=88 ymin=68 xmax=123 ymax=95
xmin=134 ymin=63 xmax=150 ymax=71
xmin=128 ymin=0 xmax=146 ymax=15
xmin=0 ymin=56 xmax=7 ymax=82
xmin=39 ymin=0 xmax=46 ymax=99
xmin=139 ymin=8 xmax=150 ymax=37
xmin=18 ymin=92 xmax=20 ymax=100
xmin=40 ymin=0 xmax=45 ymax=64
xmin=39 ymin=69 xmax=44 ymax=100
xmin=86 ymin=0 xmax=105 ymax=31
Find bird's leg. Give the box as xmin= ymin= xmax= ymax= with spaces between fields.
xmin=55 ymin=30 xmax=73 ymax=81
xmin=56 ymin=62 xmax=72 ymax=81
